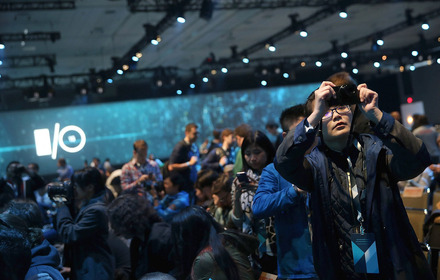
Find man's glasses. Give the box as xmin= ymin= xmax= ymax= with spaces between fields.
xmin=322 ymin=105 xmax=351 ymax=121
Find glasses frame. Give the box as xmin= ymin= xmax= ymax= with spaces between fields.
xmin=322 ymin=105 xmax=351 ymax=121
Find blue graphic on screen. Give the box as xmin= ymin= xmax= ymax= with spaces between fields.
xmin=0 ymin=83 xmax=318 ymax=175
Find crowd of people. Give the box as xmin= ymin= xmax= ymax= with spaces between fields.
xmin=1 ymin=71 xmax=439 ymax=280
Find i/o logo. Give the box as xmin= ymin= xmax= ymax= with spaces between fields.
xmin=34 ymin=123 xmax=86 ymax=159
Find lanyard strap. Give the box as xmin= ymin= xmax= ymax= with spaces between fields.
xmin=347 ymin=156 xmax=365 ymax=234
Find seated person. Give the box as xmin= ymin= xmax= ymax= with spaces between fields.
xmin=194 ymin=169 xmax=219 ymax=209
xmin=152 ymin=173 xmax=190 ymax=222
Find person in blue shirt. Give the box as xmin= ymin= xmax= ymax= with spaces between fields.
xmin=152 ymin=173 xmax=190 ymax=222
xmin=253 ymin=104 xmax=317 ymax=280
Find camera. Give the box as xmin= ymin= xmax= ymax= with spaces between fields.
xmin=328 ymin=84 xmax=360 ymax=107
xmin=47 ymin=181 xmax=74 ymax=204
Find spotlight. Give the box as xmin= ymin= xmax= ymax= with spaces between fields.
xmin=177 ymin=15 xmax=186 ymax=23
xmin=299 ymin=30 xmax=308 ymax=38
xmin=339 ymin=10 xmax=348 ymax=19
xmin=341 ymin=52 xmax=348 ymax=58
xmin=151 ymin=35 xmax=161 ymax=45
xmin=136 ymin=52 xmax=143 ymax=58
xmin=156 ymin=80 xmax=163 ymax=87
xmin=261 ymin=80 xmax=267 ymax=86
xmin=399 ymin=65 xmax=405 ymax=72
xmin=211 ymin=69 xmax=217 ymax=75
xmin=382 ymin=55 xmax=387 ymax=61
xmin=0 ymin=43 xmax=4 ymax=49
xmin=265 ymin=43 xmax=276 ymax=52
xmin=376 ymin=39 xmax=384 ymax=46
xmin=352 ymin=68 xmax=359 ymax=74
xmin=221 ymin=67 xmax=228 ymax=73
xmin=242 ymin=57 xmax=250 ymax=64
xmin=274 ymin=67 xmax=281 ymax=74
xmin=97 ymin=86 xmax=104 ymax=94
xmin=0 ymin=74 xmax=2 ymax=78
xmin=107 ymin=78 xmax=113 ymax=84
xmin=176 ymin=90 xmax=182 ymax=95
xmin=132 ymin=56 xmax=139 ymax=62
xmin=411 ymin=50 xmax=418 ymax=57
xmin=409 ymin=65 xmax=415 ymax=71
xmin=300 ymin=61 xmax=306 ymax=67
xmin=421 ymin=21 xmax=429 ymax=30
xmin=122 ymin=64 xmax=129 ymax=71
xmin=437 ymin=58 xmax=440 ymax=64
xmin=189 ymin=83 xmax=196 ymax=89
xmin=202 ymin=77 xmax=209 ymax=83
xmin=0 ymin=60 xmax=2 ymax=65
xmin=374 ymin=62 xmax=380 ymax=68
xmin=283 ymin=73 xmax=289 ymax=78
xmin=315 ymin=61 xmax=322 ymax=67
xmin=116 ymin=69 xmax=123 ymax=75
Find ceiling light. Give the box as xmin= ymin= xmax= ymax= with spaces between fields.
xmin=376 ymin=39 xmax=384 ymax=46
xmin=352 ymin=68 xmax=359 ymax=74
xmin=0 ymin=60 xmax=2 ymax=66
xmin=122 ymin=64 xmax=129 ymax=71
xmin=299 ymin=30 xmax=308 ymax=38
xmin=283 ymin=73 xmax=289 ymax=78
xmin=136 ymin=52 xmax=142 ymax=58
xmin=300 ymin=61 xmax=306 ymax=67
xmin=437 ymin=58 xmax=440 ymax=64
xmin=374 ymin=62 xmax=380 ymax=68
xmin=409 ymin=65 xmax=415 ymax=71
xmin=177 ymin=15 xmax=186 ymax=23
xmin=221 ymin=67 xmax=228 ymax=73
xmin=261 ymin=80 xmax=267 ymax=86
xmin=107 ymin=78 xmax=113 ymax=84
xmin=421 ymin=22 xmax=430 ymax=30
xmin=189 ymin=83 xmax=196 ymax=89
xmin=382 ymin=55 xmax=387 ymax=61
xmin=341 ymin=52 xmax=348 ymax=58
xmin=268 ymin=45 xmax=276 ymax=52
xmin=176 ymin=90 xmax=182 ymax=95
xmin=202 ymin=77 xmax=209 ymax=83
xmin=242 ymin=57 xmax=250 ymax=64
xmin=211 ymin=69 xmax=217 ymax=75
xmin=339 ymin=10 xmax=348 ymax=19
xmin=132 ymin=56 xmax=139 ymax=62
xmin=315 ymin=61 xmax=322 ymax=67
xmin=411 ymin=50 xmax=418 ymax=57
xmin=151 ymin=35 xmax=161 ymax=45
xmin=0 ymin=43 xmax=5 ymax=49
xmin=116 ymin=69 xmax=123 ymax=75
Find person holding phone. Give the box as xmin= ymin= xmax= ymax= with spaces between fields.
xmin=230 ymin=130 xmax=277 ymax=275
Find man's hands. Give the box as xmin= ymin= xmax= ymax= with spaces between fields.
xmin=307 ymin=81 xmax=336 ymax=127
xmin=357 ymin=83 xmax=383 ymax=124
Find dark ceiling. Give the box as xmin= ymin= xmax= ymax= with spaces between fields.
xmin=1 ymin=0 xmax=440 ymax=106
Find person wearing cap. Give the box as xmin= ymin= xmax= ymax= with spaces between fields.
xmin=275 ymin=81 xmax=433 ymax=279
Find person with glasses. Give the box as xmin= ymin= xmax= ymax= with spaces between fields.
xmin=55 ymin=167 xmax=114 ymax=280
xmin=275 ymin=81 xmax=433 ymax=280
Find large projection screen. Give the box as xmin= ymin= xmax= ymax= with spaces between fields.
xmin=0 ymin=83 xmax=318 ymax=175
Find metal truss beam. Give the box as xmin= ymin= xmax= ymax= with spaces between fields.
xmin=0 ymin=54 xmax=56 ymax=69
xmin=0 ymin=32 xmax=61 ymax=42
xmin=0 ymin=1 xmax=75 ymax=11
xmin=129 ymin=0 xmax=435 ymax=13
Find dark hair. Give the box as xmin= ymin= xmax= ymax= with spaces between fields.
xmin=133 ymin=139 xmax=148 ymax=152
xmin=326 ymin=71 xmax=358 ymax=87
xmin=195 ymin=169 xmax=219 ymax=191
xmin=108 ymin=194 xmax=161 ymax=239
xmin=212 ymin=128 xmax=222 ymax=140
xmin=166 ymin=173 xmax=186 ymax=192
xmin=234 ymin=123 xmax=252 ymax=138
xmin=220 ymin=128 xmax=233 ymax=141
xmin=279 ymin=104 xmax=306 ymax=132
xmin=185 ymin=123 xmax=198 ymax=132
xmin=241 ymin=130 xmax=275 ymax=172
xmin=211 ymin=173 xmax=233 ymax=195
xmin=28 ymin=163 xmax=39 ymax=172
xmin=0 ymin=215 xmax=32 ymax=280
xmin=412 ymin=114 xmax=429 ymax=131
xmin=72 ymin=167 xmax=105 ymax=196
xmin=6 ymin=199 xmax=44 ymax=247
xmin=171 ymin=206 xmax=240 ymax=280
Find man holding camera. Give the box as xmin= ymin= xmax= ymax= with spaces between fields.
xmin=275 ymin=81 xmax=433 ymax=279
xmin=121 ymin=139 xmax=163 ymax=192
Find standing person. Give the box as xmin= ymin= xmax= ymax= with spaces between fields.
xmin=253 ymin=104 xmax=317 ymax=280
xmin=232 ymin=123 xmax=252 ymax=175
xmin=412 ymin=114 xmax=440 ymax=163
xmin=171 ymin=205 xmax=257 ymax=280
xmin=201 ymin=128 xmax=236 ymax=173
xmin=168 ymin=123 xmax=200 ymax=198
xmin=121 ymin=139 xmax=163 ymax=192
xmin=276 ymin=81 xmax=433 ymax=279
xmin=231 ymin=130 xmax=277 ymax=275
xmin=57 ymin=158 xmax=74 ymax=181
xmin=55 ymin=167 xmax=114 ymax=280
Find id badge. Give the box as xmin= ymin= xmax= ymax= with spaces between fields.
xmin=350 ymin=232 xmax=379 ymax=274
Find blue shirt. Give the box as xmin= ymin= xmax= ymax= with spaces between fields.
xmin=155 ymin=191 xmax=190 ymax=222
xmin=253 ymin=163 xmax=316 ymax=279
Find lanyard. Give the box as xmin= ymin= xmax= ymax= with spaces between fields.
xmin=347 ymin=156 xmax=365 ymax=235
